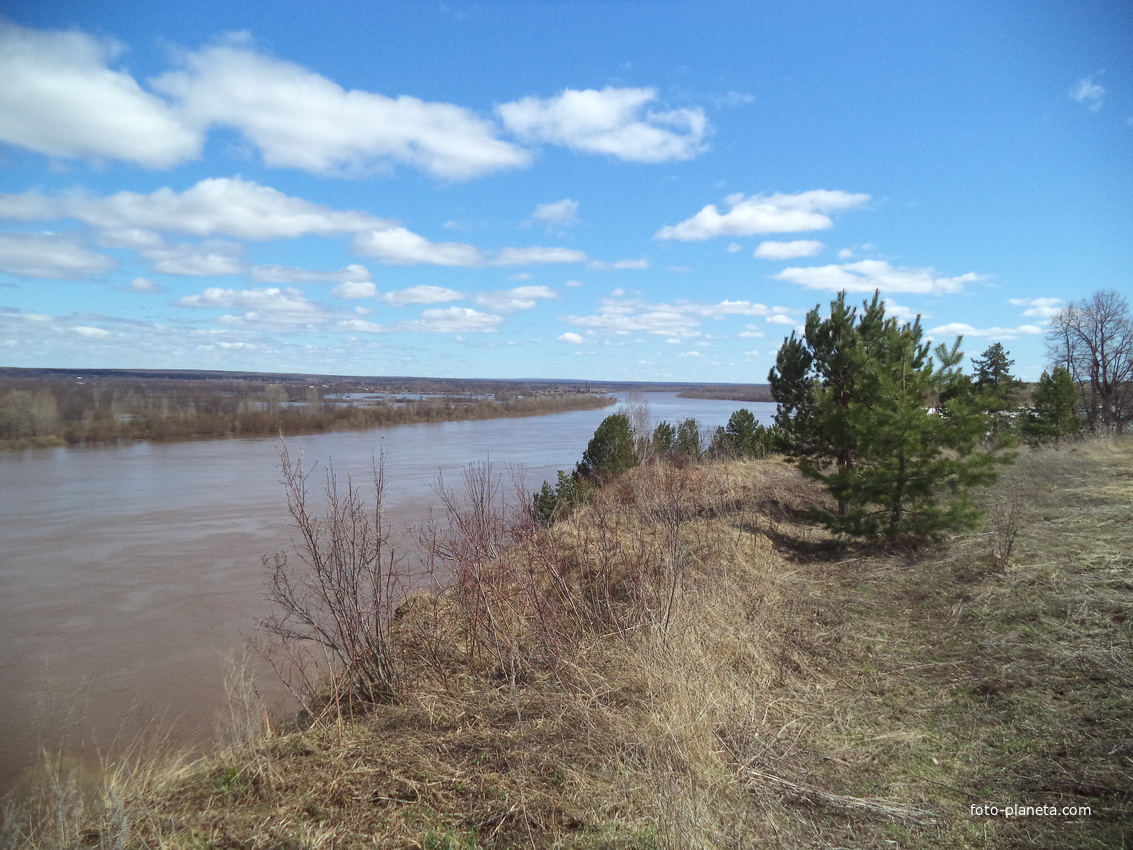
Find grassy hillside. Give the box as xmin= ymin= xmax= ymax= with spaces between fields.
xmin=4 ymin=439 xmax=1131 ymax=849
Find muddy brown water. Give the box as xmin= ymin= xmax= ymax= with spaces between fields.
xmin=0 ymin=394 xmax=774 ymax=795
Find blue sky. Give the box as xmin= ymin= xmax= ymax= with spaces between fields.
xmin=1 ymin=1 xmax=1130 ymax=381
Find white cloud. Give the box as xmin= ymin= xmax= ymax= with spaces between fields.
xmin=179 ymin=285 xmax=309 ymax=310
xmin=558 ymin=332 xmax=585 ymax=344
xmin=0 ymin=231 xmax=118 ymax=278
xmin=928 ymin=322 xmax=1045 ymax=339
xmin=142 ymin=239 xmax=246 ymax=276
xmin=881 ymin=298 xmax=921 ymax=322
xmin=152 ymin=39 xmax=530 ymax=179
xmin=0 ymin=25 xmax=718 ymax=180
xmin=655 ymin=190 xmax=870 ymax=241
xmin=588 ymin=258 xmax=650 ymax=270
xmin=330 ymin=280 xmax=377 ymax=299
xmin=251 ymin=263 xmax=372 ymax=284
xmin=491 ymin=246 xmax=588 ymax=266
xmin=565 ymin=279 xmax=584 ymax=287
xmin=337 ymin=319 xmax=385 ymax=333
xmin=379 ymin=285 xmax=464 ymax=306
xmin=766 ymin=314 xmax=796 ymax=325
xmin=498 ymin=87 xmax=708 ymax=162
xmin=475 ymin=285 xmax=557 ymax=312
xmin=352 ymin=228 xmax=587 ymax=268
xmin=0 ymin=178 xmax=388 ymax=241
xmin=178 ymin=286 xmax=324 ymax=325
xmin=71 ymin=325 xmax=111 ymax=337
xmin=352 ymin=227 xmax=485 ymax=266
xmin=395 ymin=306 xmax=503 ymax=334
xmin=0 ymin=21 xmax=199 ymax=168
xmin=564 ymin=295 xmax=775 ymax=338
xmin=774 ymin=259 xmax=982 ymax=295
xmin=754 ymin=239 xmax=825 ymax=259
xmin=691 ymin=300 xmax=774 ymax=320
xmin=1069 ymin=74 xmax=1105 ymax=112
xmin=1009 ymin=296 xmax=1064 ymax=318
xmin=737 ymin=324 xmax=764 ymax=338
xmin=726 ymin=242 xmax=743 ymax=253
xmin=532 ymin=199 xmax=580 ymax=226
xmin=128 ymin=277 xmax=161 ymax=293
xmin=714 ymin=91 xmax=756 ymax=108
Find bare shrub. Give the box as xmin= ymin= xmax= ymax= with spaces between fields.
xmin=419 ymin=459 xmax=530 ymax=678
xmin=986 ymin=496 xmax=1023 ymax=569
xmin=259 ymin=441 xmax=404 ymax=713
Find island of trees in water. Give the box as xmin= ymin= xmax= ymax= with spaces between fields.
xmin=0 ymin=369 xmax=628 ymax=448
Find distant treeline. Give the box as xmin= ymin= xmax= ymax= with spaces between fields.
xmin=0 ymin=374 xmax=615 ymax=448
xmin=676 ymin=384 xmax=774 ymax=403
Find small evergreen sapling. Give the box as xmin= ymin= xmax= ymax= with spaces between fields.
xmin=769 ymin=291 xmax=1013 ymax=542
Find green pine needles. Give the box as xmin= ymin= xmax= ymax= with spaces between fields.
xmin=769 ymin=291 xmax=1014 ymax=543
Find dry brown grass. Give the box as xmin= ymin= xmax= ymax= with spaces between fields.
xmin=5 ymin=440 xmax=1130 ymax=849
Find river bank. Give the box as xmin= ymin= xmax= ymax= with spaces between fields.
xmin=0 ymin=372 xmax=615 ymax=449
xmin=5 ymin=437 xmax=1130 ymax=848
xmin=0 ymin=394 xmax=769 ymax=799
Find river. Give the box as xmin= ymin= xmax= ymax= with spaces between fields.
xmin=0 ymin=393 xmax=776 ymax=795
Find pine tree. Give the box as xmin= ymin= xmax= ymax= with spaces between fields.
xmin=1022 ymin=366 xmax=1081 ymax=445
xmin=673 ymin=418 xmax=703 ymax=461
xmin=651 ymin=421 xmax=676 ymax=458
xmin=576 ymin=413 xmax=638 ymax=481
xmin=970 ymin=342 xmax=1022 ymax=436
xmin=770 ymin=292 xmax=869 ymax=514
xmin=769 ymin=291 xmax=1011 ymax=542
xmin=716 ymin=408 xmax=771 ymax=458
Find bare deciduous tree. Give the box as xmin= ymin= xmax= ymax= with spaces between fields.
xmin=622 ymin=392 xmax=654 ymax=465
xmin=1047 ymin=289 xmax=1133 ymax=433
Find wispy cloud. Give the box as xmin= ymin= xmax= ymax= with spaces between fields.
xmin=0 ymin=231 xmax=117 ymax=279
xmin=754 ymin=239 xmax=825 ymax=260
xmin=394 ymin=306 xmax=504 ymax=334
xmin=351 ymin=227 xmax=587 ymax=267
xmin=1009 ymin=296 xmax=1064 ymax=318
xmin=330 ymin=281 xmax=376 ymax=299
xmin=564 ymin=295 xmax=780 ymax=338
xmin=474 ymin=285 xmax=557 ymax=312
xmin=178 ymin=286 xmax=326 ymax=326
xmin=774 ymin=259 xmax=982 ymax=295
xmin=251 ymin=263 xmax=372 ymax=285
xmin=1069 ymin=73 xmax=1105 ymax=112
xmin=0 ymin=179 xmax=390 ymax=249
xmin=128 ymin=277 xmax=161 ymax=293
xmin=379 ymin=285 xmax=464 ymax=306
xmin=531 ymin=198 xmax=580 ymax=227
xmin=491 ymin=246 xmax=587 ymax=266
xmin=141 ymin=238 xmax=246 ymax=276
xmin=928 ymin=322 xmax=1045 ymax=339
xmin=588 ymin=258 xmax=649 ymax=270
